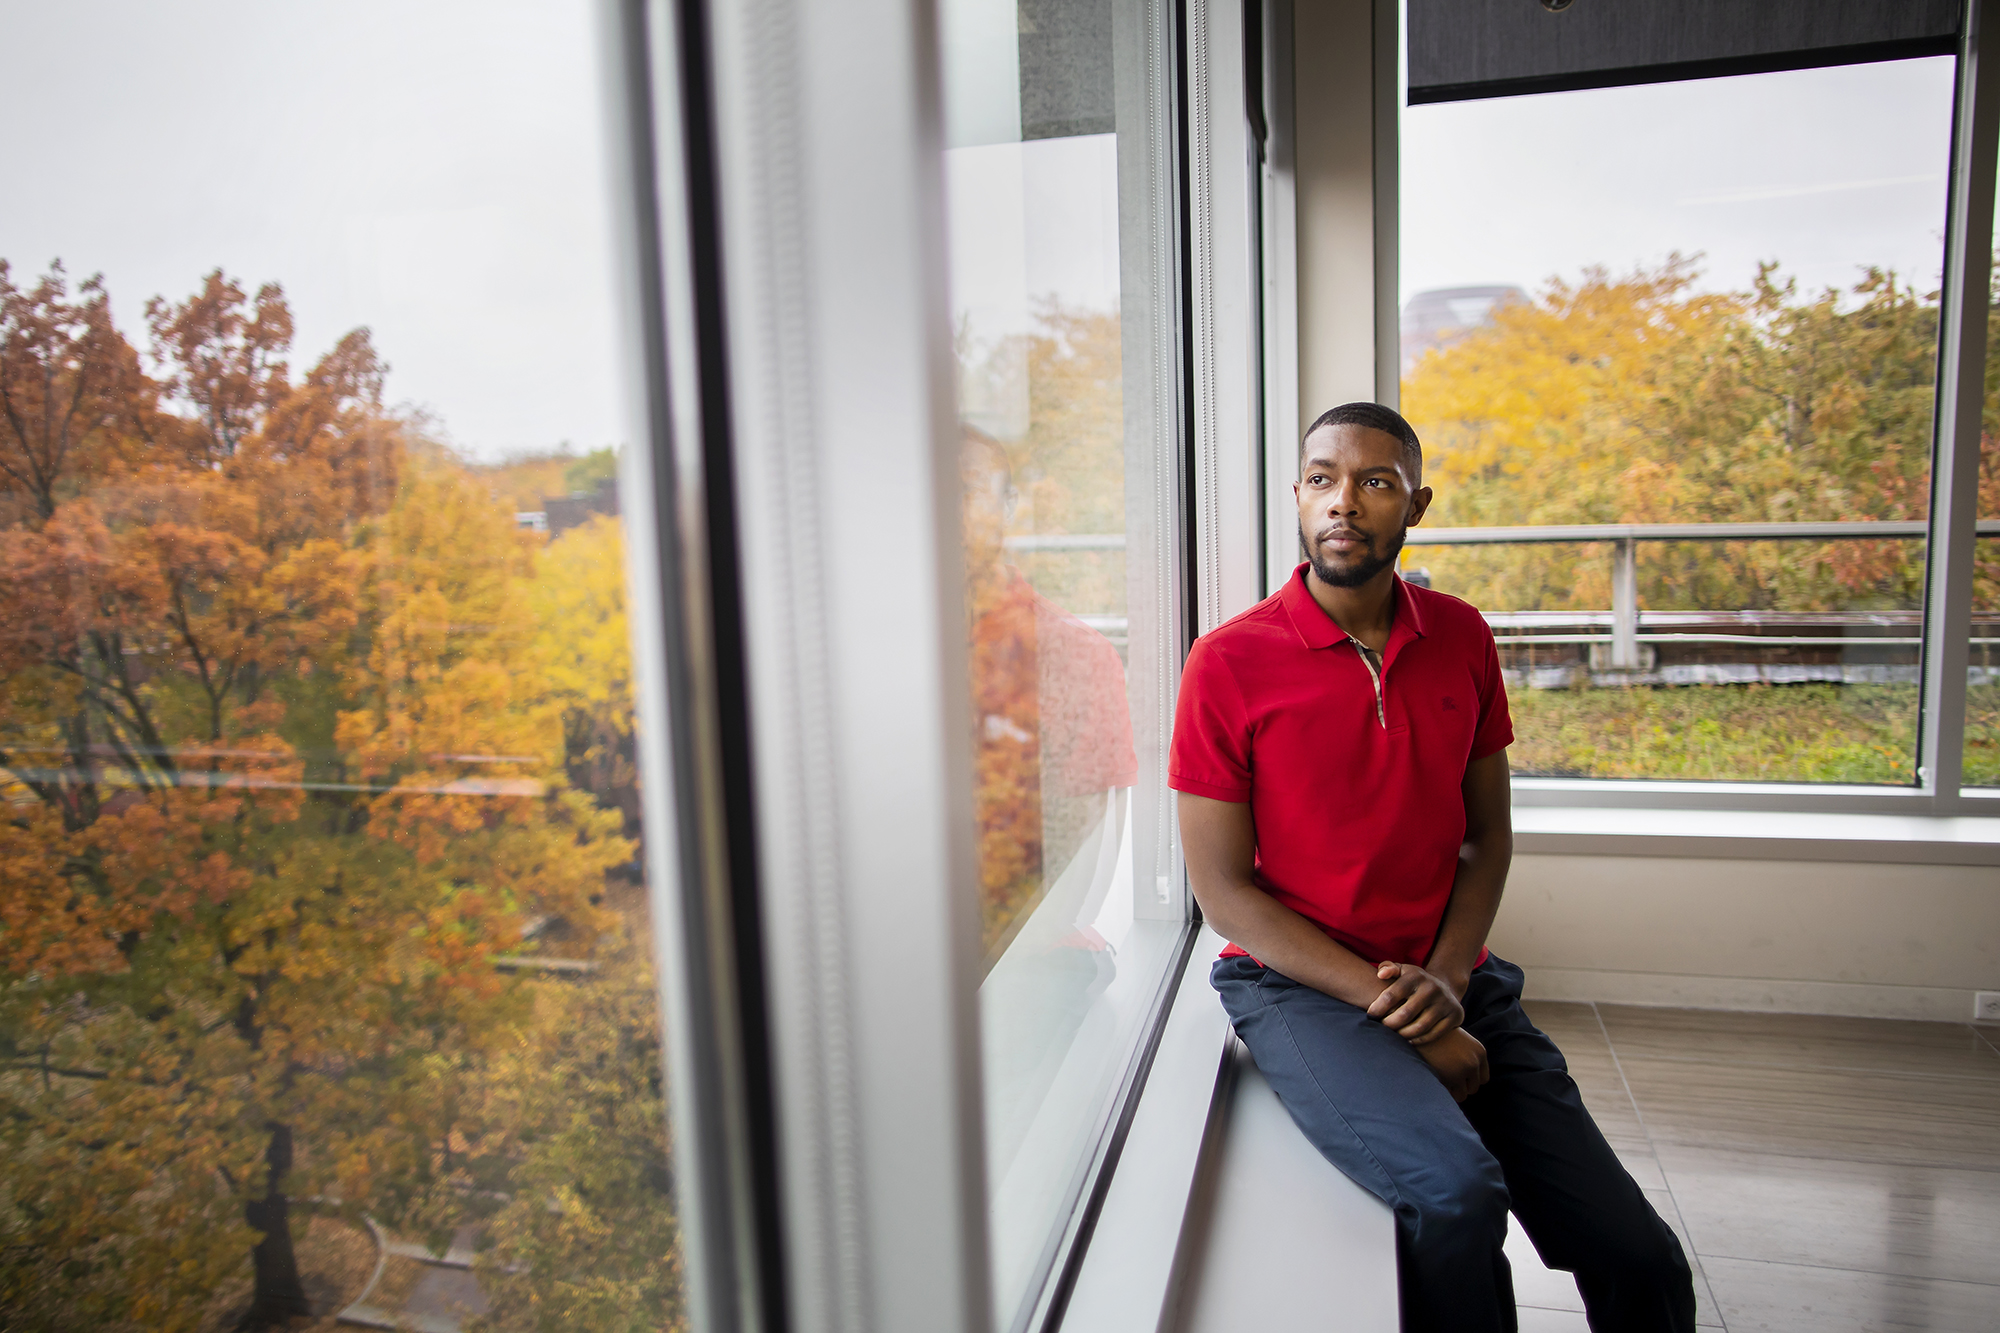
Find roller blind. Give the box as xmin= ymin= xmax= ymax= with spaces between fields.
xmin=1408 ymin=0 xmax=1961 ymax=105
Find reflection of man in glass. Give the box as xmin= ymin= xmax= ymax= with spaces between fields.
xmin=964 ymin=427 xmax=1137 ymax=1171
xmin=963 ymin=427 xmax=1135 ymax=953
xmin=1172 ymin=404 xmax=1694 ymax=1332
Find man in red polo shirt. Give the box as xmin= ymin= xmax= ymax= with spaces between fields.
xmin=1172 ymin=403 xmax=1695 ymax=1332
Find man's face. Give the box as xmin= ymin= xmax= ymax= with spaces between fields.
xmin=1293 ymin=424 xmax=1433 ymax=589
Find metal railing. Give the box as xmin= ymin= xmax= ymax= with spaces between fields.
xmin=1405 ymin=520 xmax=2000 ymax=669
xmin=1003 ymin=521 xmax=2000 ymax=668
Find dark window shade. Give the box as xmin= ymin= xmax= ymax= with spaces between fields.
xmin=1019 ymin=0 xmax=1115 ymax=138
xmin=1408 ymin=0 xmax=1960 ymax=105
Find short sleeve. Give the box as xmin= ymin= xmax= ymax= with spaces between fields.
xmin=1168 ymin=636 xmax=1254 ymax=801
xmin=1469 ymin=621 xmax=1514 ymax=760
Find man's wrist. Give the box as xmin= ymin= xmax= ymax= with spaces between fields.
xmin=1427 ymin=957 xmax=1474 ymax=1000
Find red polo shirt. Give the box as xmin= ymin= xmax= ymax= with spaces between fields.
xmin=1169 ymin=565 xmax=1512 ymax=967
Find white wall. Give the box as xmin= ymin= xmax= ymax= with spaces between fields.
xmin=1290 ymin=0 xmax=1395 ymax=423
xmin=1493 ymin=853 xmax=2000 ymax=1023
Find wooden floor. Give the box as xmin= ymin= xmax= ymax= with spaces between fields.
xmin=1511 ymin=1001 xmax=2000 ymax=1332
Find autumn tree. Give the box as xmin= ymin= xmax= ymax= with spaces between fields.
xmin=0 ymin=264 xmax=638 ymax=1331
xmin=528 ymin=514 xmax=640 ymax=844
xmin=466 ymin=922 xmax=686 ymax=1333
xmin=0 ymin=260 xmax=149 ymax=525
xmin=1401 ymin=257 xmax=1943 ymax=617
xmin=145 ymin=270 xmax=294 ymax=466
xmin=1397 ymin=256 xmax=2000 ymax=784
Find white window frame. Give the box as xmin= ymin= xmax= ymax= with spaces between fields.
xmin=1255 ymin=0 xmax=2000 ymax=827
xmin=610 ymin=0 xmax=1230 ymax=1329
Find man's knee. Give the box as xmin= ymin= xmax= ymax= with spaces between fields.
xmin=1599 ymin=1213 xmax=1692 ymax=1286
xmin=1397 ymin=1152 xmax=1509 ymax=1254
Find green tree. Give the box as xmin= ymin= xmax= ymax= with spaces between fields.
xmin=562 ymin=447 xmax=620 ymax=497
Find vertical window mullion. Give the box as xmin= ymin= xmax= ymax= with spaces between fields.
xmin=608 ymin=0 xmax=788 ymax=1329
xmin=695 ymin=0 xmax=997 ymax=1327
xmin=1922 ymin=0 xmax=2000 ymax=808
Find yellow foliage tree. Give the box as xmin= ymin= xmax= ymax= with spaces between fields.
xmin=1402 ymin=258 xmax=1939 ymax=617
xmin=529 ymin=514 xmax=640 ymax=841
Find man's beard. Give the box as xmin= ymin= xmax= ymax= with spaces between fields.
xmin=1301 ymin=519 xmax=1407 ymax=588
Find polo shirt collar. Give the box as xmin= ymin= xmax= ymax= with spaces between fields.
xmin=1280 ymin=562 xmax=1428 ymax=651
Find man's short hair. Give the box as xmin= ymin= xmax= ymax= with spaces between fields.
xmin=1301 ymin=402 xmax=1422 ymax=481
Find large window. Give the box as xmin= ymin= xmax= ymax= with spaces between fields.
xmin=1966 ymin=169 xmax=2000 ymax=789
xmin=942 ymin=0 xmax=1190 ymax=1325
xmin=1400 ymin=58 xmax=1956 ymax=785
xmin=0 ymin=6 xmax=680 ymax=1329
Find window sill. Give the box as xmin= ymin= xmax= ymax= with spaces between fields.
xmin=1059 ymin=925 xmax=1400 ymax=1331
xmin=1059 ymin=926 xmax=1234 ymax=1332
xmin=1513 ymin=803 xmax=2000 ymax=865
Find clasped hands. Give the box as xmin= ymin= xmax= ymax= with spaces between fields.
xmin=1365 ymin=961 xmax=1490 ymax=1102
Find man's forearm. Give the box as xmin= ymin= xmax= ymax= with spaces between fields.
xmin=1425 ymin=747 xmax=1514 ymax=995
xmin=1178 ymin=791 xmax=1391 ymax=1008
xmin=1198 ymin=877 xmax=1391 ymax=1009
xmin=1425 ymin=831 xmax=1511 ymax=992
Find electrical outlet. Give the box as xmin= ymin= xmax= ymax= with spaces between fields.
xmin=1975 ymin=992 xmax=2000 ymax=1024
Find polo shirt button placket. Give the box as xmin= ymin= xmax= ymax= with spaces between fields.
xmin=1346 ymin=636 xmax=1388 ymax=730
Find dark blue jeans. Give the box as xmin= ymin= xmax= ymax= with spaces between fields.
xmin=1213 ymin=952 xmax=1695 ymax=1333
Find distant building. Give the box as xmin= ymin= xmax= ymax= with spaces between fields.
xmin=515 ymin=510 xmax=548 ymax=531
xmin=1400 ymin=285 xmax=1526 ymax=376
xmin=544 ymin=479 xmax=621 ymax=536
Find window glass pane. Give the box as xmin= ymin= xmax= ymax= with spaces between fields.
xmin=942 ymin=0 xmax=1184 ymax=1322
xmin=0 ymin=7 xmax=682 ymax=1330
xmin=1965 ymin=170 xmax=2000 ymax=788
xmin=1400 ymin=59 xmax=1954 ymax=784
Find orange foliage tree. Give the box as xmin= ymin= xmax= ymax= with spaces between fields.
xmin=0 ymin=263 xmax=637 ymax=1331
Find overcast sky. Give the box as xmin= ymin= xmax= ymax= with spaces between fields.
xmin=0 ymin=1 xmax=623 ymax=463
xmin=946 ymin=135 xmax=1122 ymax=340
xmin=1400 ymin=56 xmax=1959 ymax=307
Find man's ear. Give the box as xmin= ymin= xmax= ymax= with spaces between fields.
xmin=1407 ymin=485 xmax=1434 ymax=527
